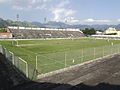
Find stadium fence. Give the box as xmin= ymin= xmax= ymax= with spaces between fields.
xmin=0 ymin=45 xmax=38 ymax=80
xmin=0 ymin=43 xmax=120 ymax=78
xmin=35 ymin=44 xmax=120 ymax=74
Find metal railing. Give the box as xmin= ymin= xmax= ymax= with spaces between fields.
xmin=35 ymin=44 xmax=120 ymax=74
xmin=0 ymin=45 xmax=38 ymax=80
xmin=0 ymin=43 xmax=120 ymax=78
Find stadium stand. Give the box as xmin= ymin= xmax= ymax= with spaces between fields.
xmin=8 ymin=26 xmax=84 ymax=39
xmin=91 ymin=35 xmax=120 ymax=39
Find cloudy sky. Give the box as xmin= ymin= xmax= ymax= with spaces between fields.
xmin=0 ymin=0 xmax=120 ymax=24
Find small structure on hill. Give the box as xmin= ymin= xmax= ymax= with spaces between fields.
xmin=96 ymin=31 xmax=103 ymax=35
xmin=104 ymin=27 xmax=120 ymax=35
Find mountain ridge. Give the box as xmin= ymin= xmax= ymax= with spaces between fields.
xmin=0 ymin=18 xmax=120 ymax=30
xmin=31 ymin=21 xmax=120 ymax=30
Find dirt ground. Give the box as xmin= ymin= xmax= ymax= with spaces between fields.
xmin=37 ymin=54 xmax=120 ymax=86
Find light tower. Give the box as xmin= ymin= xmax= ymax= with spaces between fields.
xmin=44 ymin=17 xmax=47 ymax=31
xmin=44 ymin=17 xmax=47 ymax=23
xmin=16 ymin=14 xmax=19 ymax=30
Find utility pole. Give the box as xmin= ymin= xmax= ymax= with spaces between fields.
xmin=44 ymin=17 xmax=47 ymax=23
xmin=16 ymin=14 xmax=19 ymax=30
xmin=44 ymin=17 xmax=47 ymax=31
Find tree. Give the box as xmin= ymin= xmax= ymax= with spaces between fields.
xmin=0 ymin=18 xmax=10 ymax=28
xmin=82 ymin=28 xmax=96 ymax=36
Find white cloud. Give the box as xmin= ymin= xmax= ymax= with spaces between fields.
xmin=65 ymin=10 xmax=76 ymax=17
xmin=12 ymin=5 xmax=24 ymax=10
xmin=117 ymin=19 xmax=120 ymax=22
xmin=84 ymin=19 xmax=94 ymax=22
xmin=35 ymin=4 xmax=46 ymax=10
xmin=0 ymin=0 xmax=52 ymax=3
xmin=0 ymin=0 xmax=10 ymax=3
xmin=52 ymin=8 xmax=65 ymax=21
xmin=65 ymin=17 xmax=79 ymax=24
xmin=42 ymin=0 xmax=52 ymax=2
xmin=0 ymin=0 xmax=53 ymax=10
xmin=84 ymin=18 xmax=111 ymax=23
xmin=0 ymin=0 xmax=32 ymax=5
xmin=0 ymin=0 xmax=35 ymax=10
xmin=58 ymin=0 xmax=70 ymax=7
xmin=31 ymin=0 xmax=40 ymax=4
xmin=51 ymin=0 xmax=76 ymax=22
xmin=52 ymin=8 xmax=76 ymax=21
xmin=31 ymin=0 xmax=52 ymax=3
xmin=12 ymin=5 xmax=32 ymax=10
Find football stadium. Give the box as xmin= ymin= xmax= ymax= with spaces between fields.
xmin=1 ymin=36 xmax=120 ymax=74
xmin=1 ymin=26 xmax=120 ymax=90
xmin=1 ymin=0 xmax=120 ymax=89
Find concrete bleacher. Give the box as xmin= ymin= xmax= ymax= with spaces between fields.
xmin=8 ymin=26 xmax=84 ymax=39
xmin=91 ymin=35 xmax=120 ymax=39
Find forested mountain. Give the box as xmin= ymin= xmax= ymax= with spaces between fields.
xmin=1 ymin=18 xmax=120 ymax=30
xmin=31 ymin=21 xmax=120 ymax=30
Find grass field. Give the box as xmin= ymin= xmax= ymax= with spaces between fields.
xmin=0 ymin=38 xmax=120 ymax=74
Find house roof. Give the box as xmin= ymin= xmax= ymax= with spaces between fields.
xmin=0 ymin=33 xmax=12 ymax=35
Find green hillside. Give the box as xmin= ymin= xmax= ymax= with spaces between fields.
xmin=0 ymin=18 xmax=38 ymax=28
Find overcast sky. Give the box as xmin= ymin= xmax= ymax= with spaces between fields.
xmin=0 ymin=0 xmax=120 ymax=24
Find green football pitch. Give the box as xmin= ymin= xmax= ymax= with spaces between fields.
xmin=0 ymin=38 xmax=120 ymax=74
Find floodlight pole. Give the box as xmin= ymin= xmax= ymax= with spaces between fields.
xmin=44 ymin=17 xmax=47 ymax=23
xmin=17 ymin=14 xmax=19 ymax=30
xmin=44 ymin=17 xmax=47 ymax=31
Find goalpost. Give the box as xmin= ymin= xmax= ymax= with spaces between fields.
xmin=12 ymin=40 xmax=19 ymax=46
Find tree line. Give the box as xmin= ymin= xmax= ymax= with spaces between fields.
xmin=82 ymin=28 xmax=96 ymax=36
